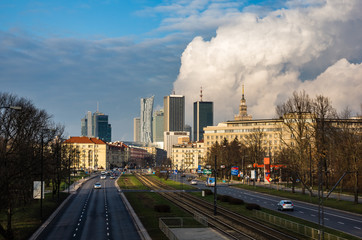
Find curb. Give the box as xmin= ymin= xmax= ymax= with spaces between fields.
xmin=114 ymin=177 xmax=151 ymax=240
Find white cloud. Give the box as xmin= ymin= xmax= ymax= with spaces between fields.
xmin=173 ymin=0 xmax=362 ymax=125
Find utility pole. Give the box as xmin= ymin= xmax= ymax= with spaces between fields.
xmin=214 ymin=154 xmax=217 ymax=216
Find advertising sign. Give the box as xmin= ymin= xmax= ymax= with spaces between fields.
xmin=264 ymin=157 xmax=271 ymax=184
xmin=231 ymin=166 xmax=239 ymax=176
xmin=251 ymin=170 xmax=256 ymax=180
xmin=33 ymin=181 xmax=44 ymax=199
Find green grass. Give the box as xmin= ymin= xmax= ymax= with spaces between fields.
xmin=0 ymin=192 xmax=69 ymax=240
xmin=118 ymin=174 xmax=205 ymax=239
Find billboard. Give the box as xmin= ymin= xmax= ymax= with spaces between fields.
xmin=231 ymin=166 xmax=239 ymax=176
xmin=33 ymin=181 xmax=44 ymax=199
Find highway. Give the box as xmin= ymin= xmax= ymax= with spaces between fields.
xmin=38 ymin=175 xmax=141 ymax=240
xmin=170 ymin=174 xmax=362 ymax=239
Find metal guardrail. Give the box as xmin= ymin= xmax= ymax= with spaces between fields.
xmin=253 ymin=210 xmax=348 ymax=240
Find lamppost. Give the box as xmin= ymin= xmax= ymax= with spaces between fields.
xmin=213 ymin=155 xmax=217 ymax=216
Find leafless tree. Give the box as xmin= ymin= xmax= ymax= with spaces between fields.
xmin=0 ymin=93 xmax=64 ymax=239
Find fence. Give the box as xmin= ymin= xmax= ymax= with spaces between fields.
xmin=253 ymin=210 xmax=348 ymax=240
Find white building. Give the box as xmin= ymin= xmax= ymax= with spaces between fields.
xmin=164 ymin=131 xmax=189 ymax=158
xmin=140 ymin=96 xmax=154 ymax=143
xmin=171 ymin=141 xmax=205 ymax=173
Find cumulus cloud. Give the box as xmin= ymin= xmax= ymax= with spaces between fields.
xmin=173 ymin=0 xmax=362 ymax=124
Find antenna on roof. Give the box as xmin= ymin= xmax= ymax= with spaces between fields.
xmin=172 ymin=89 xmax=175 ymax=95
xmin=200 ymin=86 xmax=203 ymax=102
xmin=97 ymin=102 xmax=99 ymax=112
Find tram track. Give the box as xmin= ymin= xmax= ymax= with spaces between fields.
xmin=134 ymin=173 xmax=299 ymax=240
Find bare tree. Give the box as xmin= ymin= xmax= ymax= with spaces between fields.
xmin=276 ymin=90 xmax=315 ymax=195
xmin=0 ymin=93 xmax=63 ymax=239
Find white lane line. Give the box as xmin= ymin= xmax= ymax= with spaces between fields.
xmin=354 ymin=226 xmax=361 ymax=230
xmin=311 ymin=214 xmax=316 ymax=217
xmin=338 ymin=222 xmax=345 ymax=225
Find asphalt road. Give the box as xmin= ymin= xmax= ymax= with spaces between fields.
xmin=38 ymin=175 xmax=141 ymax=240
xmin=170 ymin=174 xmax=362 ymax=239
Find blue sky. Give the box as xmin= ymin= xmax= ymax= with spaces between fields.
xmin=1 ymin=0 xmax=361 ymax=141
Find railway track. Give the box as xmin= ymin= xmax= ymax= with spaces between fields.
xmin=134 ymin=173 xmax=299 ymax=240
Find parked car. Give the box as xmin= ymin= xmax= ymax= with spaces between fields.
xmin=94 ymin=182 xmax=101 ymax=189
xmin=277 ymin=200 xmax=294 ymax=211
xmin=190 ymin=179 xmax=197 ymax=185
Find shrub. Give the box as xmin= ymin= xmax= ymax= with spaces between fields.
xmin=245 ymin=203 xmax=261 ymax=210
xmin=229 ymin=197 xmax=244 ymax=205
xmin=217 ymin=195 xmax=231 ymax=202
xmin=154 ymin=204 xmax=171 ymax=213
xmin=204 ymin=189 xmax=213 ymax=196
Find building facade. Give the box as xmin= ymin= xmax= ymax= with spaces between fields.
xmin=164 ymin=131 xmax=189 ymax=158
xmin=140 ymin=96 xmax=154 ymax=143
xmin=193 ymin=101 xmax=213 ymax=141
xmin=171 ymin=141 xmax=205 ymax=173
xmin=63 ymin=136 xmax=108 ymax=170
xmin=164 ymin=94 xmax=185 ymax=132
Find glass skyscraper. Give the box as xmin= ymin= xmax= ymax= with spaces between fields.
xmin=193 ymin=101 xmax=213 ymax=142
xmin=81 ymin=111 xmax=112 ymax=142
xmin=164 ymin=94 xmax=185 ymax=132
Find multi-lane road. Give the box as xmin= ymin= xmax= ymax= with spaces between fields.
xmin=38 ymin=175 xmax=141 ymax=240
xmin=170 ymin=174 xmax=362 ymax=239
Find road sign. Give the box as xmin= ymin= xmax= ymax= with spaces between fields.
xmin=203 ymin=169 xmax=212 ymax=174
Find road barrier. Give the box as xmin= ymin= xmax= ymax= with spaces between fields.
xmin=253 ymin=210 xmax=348 ymax=240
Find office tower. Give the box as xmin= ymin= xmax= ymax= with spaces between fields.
xmin=140 ymin=96 xmax=154 ymax=143
xmin=193 ymin=88 xmax=213 ymax=141
xmin=134 ymin=117 xmax=140 ymax=142
xmin=164 ymin=94 xmax=185 ymax=132
xmin=81 ymin=110 xmax=112 ymax=142
xmin=96 ymin=113 xmax=112 ymax=142
xmin=152 ymin=109 xmax=164 ymax=143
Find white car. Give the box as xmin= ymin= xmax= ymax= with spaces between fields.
xmin=277 ymin=200 xmax=294 ymax=211
xmin=94 ymin=182 xmax=101 ymax=189
xmin=190 ymin=179 xmax=197 ymax=185
xmin=100 ymin=174 xmax=106 ymax=179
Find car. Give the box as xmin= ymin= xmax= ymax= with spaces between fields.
xmin=190 ymin=179 xmax=197 ymax=185
xmin=110 ymin=175 xmax=115 ymax=179
xmin=277 ymin=200 xmax=294 ymax=211
xmin=100 ymin=174 xmax=106 ymax=179
xmin=94 ymin=182 xmax=101 ymax=189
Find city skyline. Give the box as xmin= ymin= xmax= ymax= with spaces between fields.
xmin=1 ymin=1 xmax=361 ymax=141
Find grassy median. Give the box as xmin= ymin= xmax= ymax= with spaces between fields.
xmin=118 ymin=174 xmax=205 ymax=240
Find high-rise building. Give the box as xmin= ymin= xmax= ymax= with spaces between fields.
xmin=133 ymin=117 xmax=141 ymax=142
xmin=193 ymin=88 xmax=213 ymax=141
xmin=164 ymin=94 xmax=185 ymax=132
xmin=152 ymin=109 xmax=164 ymax=143
xmin=81 ymin=110 xmax=112 ymax=142
xmin=164 ymin=131 xmax=189 ymax=157
xmin=140 ymin=96 xmax=154 ymax=143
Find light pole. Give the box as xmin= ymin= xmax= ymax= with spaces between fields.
xmin=213 ymin=155 xmax=217 ymax=216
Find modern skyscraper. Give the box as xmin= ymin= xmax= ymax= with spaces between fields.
xmin=164 ymin=94 xmax=185 ymax=132
xmin=152 ymin=109 xmax=164 ymax=143
xmin=133 ymin=117 xmax=141 ymax=142
xmin=81 ymin=110 xmax=112 ymax=142
xmin=140 ymin=96 xmax=154 ymax=143
xmin=193 ymin=88 xmax=213 ymax=141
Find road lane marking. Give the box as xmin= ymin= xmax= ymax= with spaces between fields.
xmin=338 ymin=222 xmax=344 ymax=225
xmin=354 ymin=227 xmax=361 ymax=230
